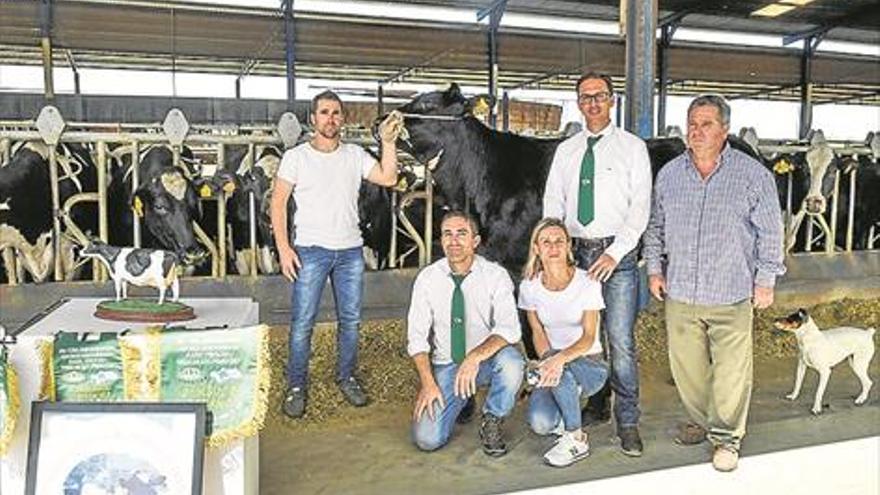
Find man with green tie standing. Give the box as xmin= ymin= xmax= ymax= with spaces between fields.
xmin=407 ymin=211 xmax=525 ymax=457
xmin=543 ymin=72 xmax=653 ymax=456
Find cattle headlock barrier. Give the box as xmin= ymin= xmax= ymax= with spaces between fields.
xmin=0 ymin=106 xmax=878 ymax=330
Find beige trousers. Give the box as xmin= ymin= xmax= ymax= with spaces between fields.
xmin=666 ymin=298 xmax=754 ymax=449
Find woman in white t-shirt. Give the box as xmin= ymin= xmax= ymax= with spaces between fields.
xmin=518 ymin=217 xmax=609 ymax=468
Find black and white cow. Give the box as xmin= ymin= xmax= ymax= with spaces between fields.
xmin=107 ymin=144 xmax=208 ymax=266
xmin=0 ymin=141 xmax=97 ymax=282
xmin=81 ymin=240 xmax=180 ymax=305
xmin=204 ymin=143 xmax=394 ymax=274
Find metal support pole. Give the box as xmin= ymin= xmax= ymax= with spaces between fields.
xmin=40 ymin=0 xmax=54 ymax=100
xmin=48 ymin=146 xmax=62 ymax=281
xmin=235 ymin=78 xmax=241 ymax=99
xmin=96 ymin=141 xmax=109 ymax=281
xmin=131 ymin=141 xmax=141 ymax=247
xmin=377 ymin=84 xmax=385 ymax=118
xmin=624 ymin=0 xmax=657 ymax=139
xmin=479 ymin=0 xmax=507 ymax=129
xmin=283 ymin=0 xmax=296 ymax=109
xmin=799 ymin=36 xmax=822 ymax=140
xmin=501 ymin=91 xmax=510 ymax=131
xmin=657 ymin=24 xmax=673 ymax=133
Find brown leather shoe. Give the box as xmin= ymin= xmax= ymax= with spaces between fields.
xmin=674 ymin=422 xmax=707 ymax=446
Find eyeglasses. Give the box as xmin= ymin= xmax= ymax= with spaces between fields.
xmin=577 ymin=92 xmax=612 ymax=105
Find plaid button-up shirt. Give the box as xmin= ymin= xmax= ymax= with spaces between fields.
xmin=643 ymin=144 xmax=786 ymax=306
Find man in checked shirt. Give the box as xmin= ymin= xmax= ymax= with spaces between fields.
xmin=643 ymin=94 xmax=785 ymax=472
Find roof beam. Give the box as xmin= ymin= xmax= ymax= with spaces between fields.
xmin=784 ymin=4 xmax=880 ymax=46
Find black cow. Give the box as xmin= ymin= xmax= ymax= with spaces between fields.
xmin=385 ymin=84 xmax=761 ymax=269
xmin=837 ymin=154 xmax=880 ymax=250
xmin=107 ymin=144 xmax=207 ymax=265
xmin=0 ymin=141 xmax=97 ymax=282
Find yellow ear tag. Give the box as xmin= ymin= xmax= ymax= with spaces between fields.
xmin=133 ymin=196 xmax=144 ymax=217
xmin=199 ymin=184 xmax=213 ymax=198
xmin=223 ymin=181 xmax=236 ymax=194
xmin=395 ymin=176 xmax=408 ymax=192
xmin=773 ymin=159 xmax=793 ymax=175
xmin=472 ymin=97 xmax=490 ymax=117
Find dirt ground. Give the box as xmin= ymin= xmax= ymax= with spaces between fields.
xmin=258 ymin=298 xmax=880 ymax=494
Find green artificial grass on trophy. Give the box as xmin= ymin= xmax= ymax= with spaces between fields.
xmin=97 ymin=299 xmax=190 ymax=313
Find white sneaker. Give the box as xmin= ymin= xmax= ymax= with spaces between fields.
xmin=543 ymin=431 xmax=591 ymax=467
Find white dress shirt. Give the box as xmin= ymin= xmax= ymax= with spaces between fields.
xmin=406 ymin=255 xmax=521 ymax=365
xmin=542 ymin=124 xmax=653 ymax=261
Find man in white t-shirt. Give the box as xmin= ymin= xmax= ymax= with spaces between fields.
xmin=270 ymin=90 xmax=403 ymax=419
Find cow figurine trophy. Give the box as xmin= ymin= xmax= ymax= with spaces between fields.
xmin=81 ymin=240 xmax=195 ymax=322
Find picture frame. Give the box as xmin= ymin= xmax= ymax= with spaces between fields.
xmin=25 ymin=401 xmax=207 ymax=495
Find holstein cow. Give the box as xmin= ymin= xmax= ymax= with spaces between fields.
xmin=0 ymin=141 xmax=97 ymax=282
xmin=107 ymin=144 xmax=208 ymax=266
xmin=383 ymin=84 xmax=754 ymax=270
xmin=81 ymin=240 xmax=180 ymax=305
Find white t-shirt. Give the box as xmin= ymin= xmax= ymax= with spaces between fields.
xmin=275 ymin=142 xmax=376 ymax=249
xmin=517 ymin=268 xmax=605 ymax=356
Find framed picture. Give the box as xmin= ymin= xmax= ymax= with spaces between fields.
xmin=25 ymin=402 xmax=207 ymax=495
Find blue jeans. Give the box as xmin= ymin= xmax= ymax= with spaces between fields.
xmin=412 ymin=345 xmax=524 ymax=451
xmin=286 ymin=245 xmax=364 ymax=389
xmin=526 ymin=354 xmax=609 ymax=433
xmin=575 ymin=245 xmax=641 ymax=428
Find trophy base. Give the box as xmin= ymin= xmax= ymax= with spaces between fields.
xmin=94 ymin=299 xmax=196 ymax=322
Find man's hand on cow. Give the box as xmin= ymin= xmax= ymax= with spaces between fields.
xmin=649 ymin=274 xmax=666 ymax=301
xmin=379 ymin=110 xmax=405 ymax=144
xmin=454 ymin=354 xmax=480 ymax=400
xmin=587 ymin=254 xmax=618 ymax=282
xmin=413 ymin=381 xmax=445 ymax=421
xmin=278 ymin=245 xmax=301 ymax=281
xmin=753 ymin=285 xmax=774 ymax=309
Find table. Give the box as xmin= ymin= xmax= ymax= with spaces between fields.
xmin=0 ymin=297 xmax=261 ymax=495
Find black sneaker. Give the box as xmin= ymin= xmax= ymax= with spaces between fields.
xmin=338 ymin=376 xmax=368 ymax=407
xmin=456 ymin=397 xmax=476 ymax=424
xmin=479 ymin=413 xmax=507 ymax=457
xmin=282 ymin=386 xmax=307 ymax=419
xmin=618 ymin=426 xmax=643 ymax=457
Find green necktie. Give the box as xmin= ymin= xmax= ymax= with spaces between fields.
xmin=578 ymin=135 xmax=602 ymax=226
xmin=450 ymin=273 xmax=467 ymax=364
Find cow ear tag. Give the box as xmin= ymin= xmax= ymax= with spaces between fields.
xmin=472 ymin=96 xmax=491 ymax=118
xmin=773 ymin=158 xmax=794 ymax=175
xmin=223 ymin=181 xmax=236 ymax=194
xmin=133 ymin=196 xmax=144 ymax=217
xmin=199 ymin=184 xmax=213 ymax=198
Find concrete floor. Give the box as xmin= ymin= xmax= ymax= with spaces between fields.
xmin=259 ymin=353 xmax=880 ymax=494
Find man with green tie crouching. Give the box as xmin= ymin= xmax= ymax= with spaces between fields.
xmin=407 ymin=211 xmax=525 ymax=457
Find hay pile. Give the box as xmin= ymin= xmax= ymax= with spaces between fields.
xmin=266 ymin=297 xmax=879 ymax=431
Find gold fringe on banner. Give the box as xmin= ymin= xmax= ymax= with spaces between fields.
xmin=144 ymin=327 xmax=162 ymax=401
xmin=37 ymin=339 xmax=55 ymax=401
xmin=0 ymin=365 xmax=20 ymax=457
xmin=206 ymin=325 xmax=271 ymax=449
xmin=119 ymin=336 xmax=145 ymax=401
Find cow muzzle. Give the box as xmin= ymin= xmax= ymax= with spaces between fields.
xmin=804 ymin=196 xmax=826 ymax=215
xmin=182 ymin=246 xmax=208 ymax=265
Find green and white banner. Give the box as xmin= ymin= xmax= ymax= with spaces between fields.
xmin=52 ymin=332 xmax=125 ymax=402
xmin=159 ymin=325 xmax=270 ymax=447
xmin=0 ymin=347 xmax=20 ymax=457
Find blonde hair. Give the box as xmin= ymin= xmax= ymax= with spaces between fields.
xmin=521 ymin=217 xmax=574 ymax=280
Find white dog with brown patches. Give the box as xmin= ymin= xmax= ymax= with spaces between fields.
xmin=774 ymin=309 xmax=875 ymax=415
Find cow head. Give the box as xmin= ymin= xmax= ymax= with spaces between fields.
xmin=132 ymin=168 xmax=207 ymax=264
xmin=801 ymin=132 xmax=838 ymax=216
xmin=375 ymin=83 xmax=486 ymax=167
